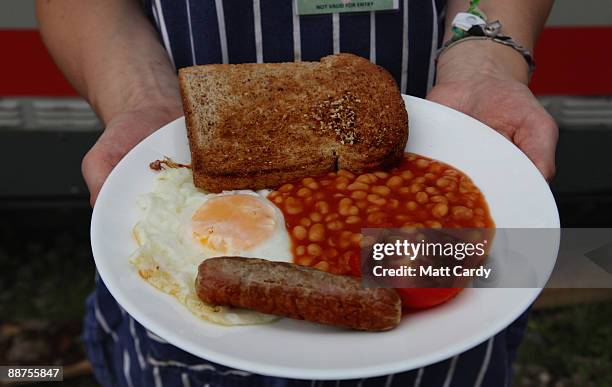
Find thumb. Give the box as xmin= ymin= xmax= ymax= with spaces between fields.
xmin=514 ymin=111 xmax=559 ymax=183
xmin=82 ymin=149 xmax=114 ymax=207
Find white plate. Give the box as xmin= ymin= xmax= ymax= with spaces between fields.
xmin=91 ymin=96 xmax=560 ymax=380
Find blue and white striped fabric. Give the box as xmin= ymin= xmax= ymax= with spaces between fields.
xmin=84 ymin=1 xmax=530 ymax=385
xmin=144 ymin=0 xmax=445 ymax=97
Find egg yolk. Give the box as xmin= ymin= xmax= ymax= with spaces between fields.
xmin=191 ymin=194 xmax=277 ymax=253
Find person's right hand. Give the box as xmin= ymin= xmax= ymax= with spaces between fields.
xmin=82 ymin=102 xmax=183 ymax=206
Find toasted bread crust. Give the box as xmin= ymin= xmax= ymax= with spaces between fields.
xmin=179 ymin=53 xmax=408 ymax=192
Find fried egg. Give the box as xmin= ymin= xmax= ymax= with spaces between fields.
xmin=129 ymin=167 xmax=292 ymax=325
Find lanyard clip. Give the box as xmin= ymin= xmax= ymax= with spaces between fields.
xmin=483 ymin=20 xmax=502 ymax=38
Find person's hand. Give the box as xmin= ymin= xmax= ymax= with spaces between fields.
xmin=82 ymin=102 xmax=183 ymax=205
xmin=427 ymin=41 xmax=558 ymax=181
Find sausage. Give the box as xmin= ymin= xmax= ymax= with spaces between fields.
xmin=195 ymin=257 xmax=402 ymax=331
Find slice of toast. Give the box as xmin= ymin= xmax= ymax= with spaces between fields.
xmin=179 ymin=53 xmax=408 ymax=192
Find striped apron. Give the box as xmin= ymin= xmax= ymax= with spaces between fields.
xmin=83 ymin=1 xmax=529 ymax=386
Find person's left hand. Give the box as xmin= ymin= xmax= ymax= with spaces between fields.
xmin=427 ymin=41 xmax=558 ymax=181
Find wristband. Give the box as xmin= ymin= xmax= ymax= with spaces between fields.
xmin=437 ymin=0 xmax=536 ymax=76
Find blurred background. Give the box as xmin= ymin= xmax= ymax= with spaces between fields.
xmin=1 ymin=0 xmax=611 ymax=386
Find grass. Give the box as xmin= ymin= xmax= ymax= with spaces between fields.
xmin=0 ymin=209 xmax=95 ymax=322
xmin=514 ymin=299 xmax=612 ymax=387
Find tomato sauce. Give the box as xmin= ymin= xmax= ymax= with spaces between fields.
xmin=268 ymin=153 xmax=494 ymax=277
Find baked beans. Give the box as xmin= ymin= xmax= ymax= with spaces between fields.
xmin=269 ymin=153 xmax=494 ymax=276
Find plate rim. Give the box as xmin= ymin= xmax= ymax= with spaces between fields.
xmin=91 ymin=95 xmax=560 ymax=379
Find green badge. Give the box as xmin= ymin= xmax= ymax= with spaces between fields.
xmin=295 ymin=0 xmax=399 ymax=15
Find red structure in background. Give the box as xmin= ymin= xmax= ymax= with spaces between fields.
xmin=1 ymin=30 xmax=77 ymax=96
xmin=0 ymin=27 xmax=611 ymax=97
xmin=529 ymin=27 xmax=612 ymax=96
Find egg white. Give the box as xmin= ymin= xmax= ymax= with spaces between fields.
xmin=129 ymin=167 xmax=292 ymax=325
